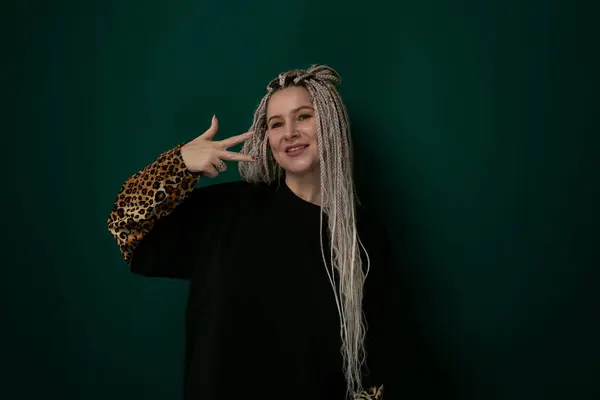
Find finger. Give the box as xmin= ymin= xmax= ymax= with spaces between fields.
xmin=217 ymin=150 xmax=256 ymax=162
xmin=217 ymin=131 xmax=254 ymax=149
xmin=202 ymin=164 xmax=219 ymax=178
xmin=212 ymin=157 xmax=228 ymax=173
xmin=200 ymin=115 xmax=219 ymax=140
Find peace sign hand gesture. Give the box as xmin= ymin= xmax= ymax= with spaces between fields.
xmin=180 ymin=116 xmax=256 ymax=177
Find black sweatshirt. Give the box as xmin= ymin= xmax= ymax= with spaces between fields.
xmin=107 ymin=145 xmax=394 ymax=400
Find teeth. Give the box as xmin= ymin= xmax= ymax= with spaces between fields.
xmin=287 ymin=146 xmax=306 ymax=152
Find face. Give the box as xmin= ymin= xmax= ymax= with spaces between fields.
xmin=266 ymin=86 xmax=319 ymax=177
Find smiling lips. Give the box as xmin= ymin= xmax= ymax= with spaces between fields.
xmin=285 ymin=144 xmax=309 ymax=156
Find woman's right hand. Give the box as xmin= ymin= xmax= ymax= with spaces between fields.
xmin=180 ymin=116 xmax=256 ymax=177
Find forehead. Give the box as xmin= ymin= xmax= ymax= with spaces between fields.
xmin=267 ymin=86 xmax=313 ymax=116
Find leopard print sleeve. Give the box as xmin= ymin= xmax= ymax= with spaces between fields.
xmin=107 ymin=144 xmax=201 ymax=265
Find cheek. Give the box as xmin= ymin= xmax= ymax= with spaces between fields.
xmin=267 ymin=133 xmax=281 ymax=160
xmin=306 ymin=121 xmax=318 ymax=142
xmin=267 ymin=132 xmax=277 ymax=151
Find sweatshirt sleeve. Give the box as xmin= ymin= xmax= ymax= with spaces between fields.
xmin=107 ymin=144 xmax=201 ymax=276
xmin=359 ymin=210 xmax=401 ymax=399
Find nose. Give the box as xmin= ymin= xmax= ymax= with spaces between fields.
xmin=282 ymin=121 xmax=299 ymax=140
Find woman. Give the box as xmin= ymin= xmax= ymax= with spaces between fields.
xmin=107 ymin=65 xmax=393 ymax=400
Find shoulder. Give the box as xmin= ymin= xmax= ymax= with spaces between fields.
xmin=193 ymin=179 xmax=272 ymax=195
xmin=356 ymin=204 xmax=388 ymax=239
xmin=185 ymin=179 xmax=275 ymax=207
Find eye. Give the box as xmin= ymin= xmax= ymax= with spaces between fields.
xmin=270 ymin=122 xmax=282 ymax=129
xmin=298 ymin=113 xmax=312 ymax=121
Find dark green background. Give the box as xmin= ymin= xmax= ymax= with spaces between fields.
xmin=10 ymin=0 xmax=598 ymax=399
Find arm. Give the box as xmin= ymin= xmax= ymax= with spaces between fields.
xmin=107 ymin=144 xmax=201 ymax=278
xmin=359 ymin=211 xmax=401 ymax=398
xmin=108 ymin=116 xmax=256 ymax=279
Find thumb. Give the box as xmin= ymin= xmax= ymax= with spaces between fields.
xmin=200 ymin=115 xmax=219 ymax=140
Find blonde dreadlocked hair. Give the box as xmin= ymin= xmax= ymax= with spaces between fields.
xmin=239 ymin=64 xmax=371 ymax=398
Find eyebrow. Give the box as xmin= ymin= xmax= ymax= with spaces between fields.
xmin=267 ymin=106 xmax=314 ymax=124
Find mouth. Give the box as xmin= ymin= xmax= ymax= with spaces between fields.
xmin=285 ymin=144 xmax=309 ymax=153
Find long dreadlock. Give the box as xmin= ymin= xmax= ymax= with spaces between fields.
xmin=239 ymin=64 xmax=371 ymax=398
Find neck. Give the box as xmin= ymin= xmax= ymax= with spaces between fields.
xmin=285 ymin=173 xmax=321 ymax=206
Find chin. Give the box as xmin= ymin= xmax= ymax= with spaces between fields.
xmin=282 ymin=162 xmax=318 ymax=176
xmin=274 ymin=157 xmax=314 ymax=174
